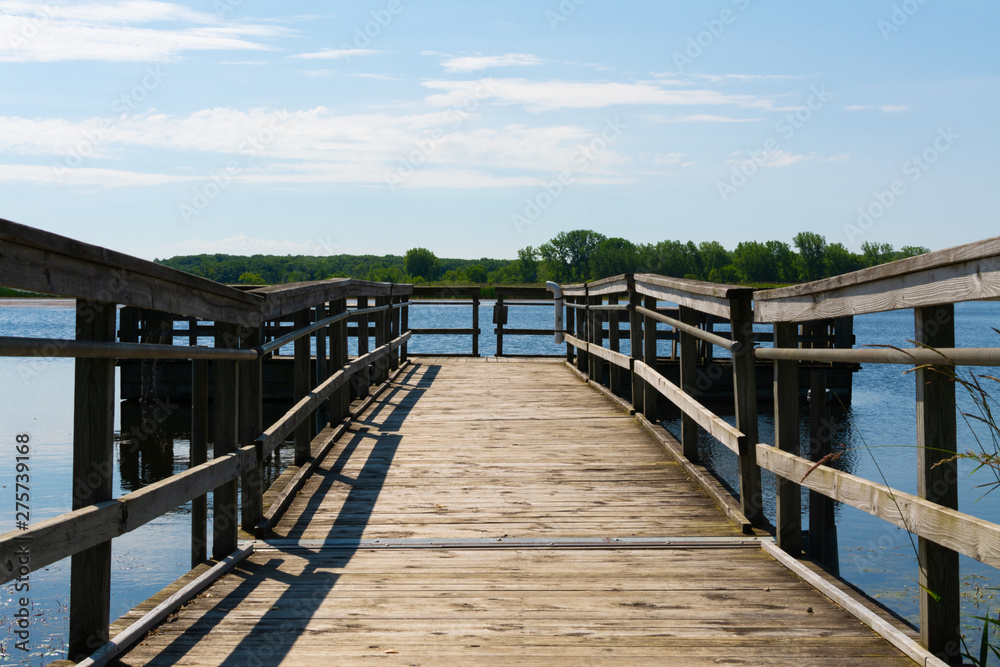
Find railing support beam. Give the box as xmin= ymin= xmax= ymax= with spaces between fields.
xmin=69 ymin=300 xmax=116 ymax=662
xmin=730 ymin=295 xmax=764 ymax=526
xmin=915 ymin=304 xmax=961 ymax=663
xmin=773 ymin=322 xmax=801 ymax=556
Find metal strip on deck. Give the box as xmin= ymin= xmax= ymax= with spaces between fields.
xmin=255 ymin=536 xmax=772 ymax=550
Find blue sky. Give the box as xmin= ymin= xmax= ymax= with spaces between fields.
xmin=0 ymin=1 xmax=996 ymax=261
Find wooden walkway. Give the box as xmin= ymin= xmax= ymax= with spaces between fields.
xmin=119 ymin=359 xmax=915 ymax=666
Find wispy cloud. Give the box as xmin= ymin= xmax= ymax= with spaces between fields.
xmin=646 ymin=113 xmax=763 ymax=123
xmin=0 ymin=1 xmax=284 ymax=62
xmin=422 ymin=79 xmax=780 ymax=112
xmin=0 ymin=107 xmax=633 ymax=187
xmin=728 ymin=150 xmax=849 ymax=168
xmin=293 ymin=48 xmax=379 ymax=60
xmin=440 ymin=53 xmax=541 ymax=73
xmin=844 ymin=104 xmax=909 ymax=113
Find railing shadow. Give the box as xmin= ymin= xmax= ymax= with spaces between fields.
xmin=138 ymin=362 xmax=437 ymax=666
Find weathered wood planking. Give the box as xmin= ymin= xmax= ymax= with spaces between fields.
xmin=120 ymin=545 xmax=914 ymax=666
xmin=115 ymin=360 xmax=916 ymax=666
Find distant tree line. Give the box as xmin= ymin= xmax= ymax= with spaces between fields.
xmin=155 ymin=231 xmax=929 ymax=287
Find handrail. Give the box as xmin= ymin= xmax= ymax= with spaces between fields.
xmin=756 ymin=444 xmax=1000 ymax=570
xmin=634 ymin=304 xmax=742 ymax=354
xmin=753 ymin=235 xmax=1000 ymax=323
xmin=754 ymin=345 xmax=1000 ymax=366
xmin=0 ymin=330 xmax=411 ymax=585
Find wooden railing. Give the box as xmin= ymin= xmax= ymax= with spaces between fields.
xmin=0 ymin=218 xmax=413 ymax=661
xmin=557 ymin=235 xmax=1000 ymax=665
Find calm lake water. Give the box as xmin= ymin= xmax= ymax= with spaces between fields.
xmin=1 ymin=299 xmax=998 ymax=664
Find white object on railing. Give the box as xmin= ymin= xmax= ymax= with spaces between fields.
xmin=546 ymin=281 xmax=564 ymax=344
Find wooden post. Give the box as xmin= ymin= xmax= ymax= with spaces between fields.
xmin=589 ymin=294 xmax=605 ymax=385
xmin=389 ymin=296 xmax=398 ymax=369
xmin=240 ymin=325 xmax=264 ymax=533
xmin=627 ymin=276 xmax=644 ymax=414
xmin=191 ymin=358 xmax=208 ymax=567
xmin=915 ymin=304 xmax=960 ymax=663
xmin=315 ymin=302 xmax=329 ymax=433
xmin=496 ymin=292 xmax=505 ymax=357
xmin=564 ymin=295 xmax=575 ymax=364
xmin=213 ymin=322 xmax=239 ymax=559
xmin=608 ymin=295 xmax=622 ymax=396
xmin=642 ymin=294 xmax=658 ymax=422
xmin=807 ymin=370 xmax=836 ymax=570
xmin=574 ymin=292 xmax=586 ymax=373
xmin=471 ymin=292 xmax=480 ymax=357
xmin=69 ymin=300 xmax=116 ymax=661
xmin=678 ymin=306 xmax=700 ymax=461
xmin=293 ymin=309 xmax=311 ymax=466
xmin=330 ymin=298 xmax=349 ymax=423
xmin=773 ymin=322 xmax=802 ymax=556
xmin=355 ymin=297 xmax=370 ymax=400
xmin=400 ymin=297 xmax=409 ymax=364
xmin=729 ymin=295 xmax=764 ymax=526
xmin=389 ymin=295 xmax=399 ymax=371
xmin=374 ymin=296 xmax=388 ymax=383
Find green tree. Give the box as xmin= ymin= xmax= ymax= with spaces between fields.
xmin=513 ymin=246 xmax=539 ymax=283
xmin=640 ymin=240 xmax=699 ymax=278
xmin=404 ymin=247 xmax=439 ymax=281
xmin=861 ymin=241 xmax=895 ymax=267
xmin=589 ymin=237 xmax=639 ymax=280
xmin=237 ymin=271 xmax=266 ymax=285
xmin=698 ymin=241 xmax=731 ymax=281
xmin=899 ymin=245 xmax=931 ymax=259
xmin=732 ymin=240 xmax=795 ymax=283
xmin=793 ymin=231 xmax=828 ymax=282
xmin=538 ymin=230 xmax=607 ymax=282
xmin=824 ymin=242 xmax=863 ymax=277
xmin=464 ymin=264 xmax=488 ymax=283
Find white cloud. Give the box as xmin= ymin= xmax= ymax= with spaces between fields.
xmin=844 ymin=104 xmax=909 ymax=113
xmin=728 ymin=150 xmax=850 ymax=168
xmin=0 ymin=163 xmax=184 ymax=186
xmin=0 ymin=107 xmax=634 ymax=187
xmin=653 ymin=153 xmax=686 ymax=165
xmin=293 ymin=48 xmax=379 ymax=60
xmin=440 ymin=53 xmax=541 ymax=73
xmin=0 ymin=1 xmax=284 ymax=62
xmin=646 ymin=114 xmax=762 ymax=123
xmin=422 ymin=79 xmax=779 ymax=112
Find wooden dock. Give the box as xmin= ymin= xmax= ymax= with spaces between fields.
xmin=5 ymin=221 xmax=1000 ymax=665
xmin=117 ymin=359 xmax=914 ymax=666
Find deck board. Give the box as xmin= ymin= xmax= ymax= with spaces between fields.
xmin=119 ymin=359 xmax=915 ymax=666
